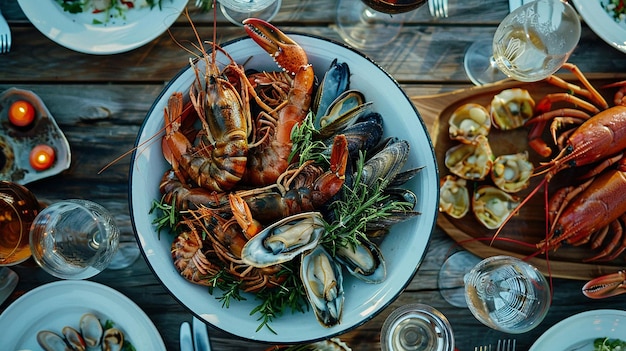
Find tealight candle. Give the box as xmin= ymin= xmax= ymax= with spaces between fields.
xmin=29 ymin=145 xmax=55 ymax=171
xmin=8 ymin=100 xmax=36 ymax=127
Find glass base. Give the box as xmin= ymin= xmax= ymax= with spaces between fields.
xmin=219 ymin=0 xmax=282 ymax=27
xmin=464 ymin=39 xmax=508 ymax=85
xmin=0 ymin=267 xmax=18 ymax=305
xmin=437 ymin=251 xmax=481 ymax=308
xmin=336 ymin=0 xmax=404 ymax=50
xmin=107 ymin=241 xmax=141 ymax=270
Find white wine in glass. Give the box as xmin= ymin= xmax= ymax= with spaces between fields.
xmin=336 ymin=0 xmax=427 ymax=50
xmin=465 ymin=0 xmax=581 ymax=85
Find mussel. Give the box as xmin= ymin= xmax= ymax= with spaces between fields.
xmin=335 ymin=238 xmax=386 ymax=283
xmin=491 ymin=152 xmax=533 ymax=193
xmin=241 ymin=212 xmax=325 ymax=268
xmin=102 ymin=328 xmax=124 ymax=351
xmin=314 ymin=58 xmax=350 ymax=120
xmin=490 ymin=88 xmax=535 ymax=130
xmin=439 ymin=175 xmax=470 ymax=219
xmin=472 ymin=185 xmax=521 ymax=229
xmin=360 ymin=138 xmax=409 ymax=187
xmin=301 ymin=245 xmax=344 ymax=328
xmin=37 ymin=313 xmax=128 ymax=351
xmin=317 ymin=90 xmax=373 ymax=139
xmin=80 ymin=313 xmax=104 ymax=348
xmin=448 ymin=103 xmax=491 ymax=143
xmin=444 ymin=135 xmax=493 ymax=181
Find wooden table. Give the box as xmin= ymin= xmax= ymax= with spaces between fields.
xmin=1 ymin=0 xmax=626 ymax=350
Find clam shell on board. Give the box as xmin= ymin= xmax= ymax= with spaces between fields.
xmin=439 ymin=175 xmax=470 ymax=219
xmin=490 ymin=88 xmax=535 ymax=130
xmin=491 ymin=152 xmax=533 ymax=193
xmin=448 ymin=103 xmax=491 ymax=143
xmin=444 ymin=135 xmax=493 ymax=181
xmin=472 ymin=185 xmax=521 ymax=230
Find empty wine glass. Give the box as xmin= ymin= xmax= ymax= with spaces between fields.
xmin=218 ymin=0 xmax=282 ymax=26
xmin=29 ymin=199 xmax=129 ymax=279
xmin=380 ymin=303 xmax=455 ymax=351
xmin=438 ymin=253 xmax=551 ymax=334
xmin=336 ymin=0 xmax=427 ymax=50
xmin=464 ymin=0 xmax=581 ymax=85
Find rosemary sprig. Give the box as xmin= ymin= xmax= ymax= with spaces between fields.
xmin=290 ymin=112 xmax=330 ymax=166
xmin=206 ymin=270 xmax=247 ymax=308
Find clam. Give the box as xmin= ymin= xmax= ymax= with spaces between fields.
xmin=79 ymin=313 xmax=103 ymax=348
xmin=490 ymin=88 xmax=535 ymax=130
xmin=37 ymin=330 xmax=72 ymax=351
xmin=241 ymin=212 xmax=325 ymax=268
xmin=102 ymin=328 xmax=124 ymax=351
xmin=335 ymin=238 xmax=386 ymax=283
xmin=317 ymin=90 xmax=373 ymax=139
xmin=491 ymin=152 xmax=534 ymax=193
xmin=301 ymin=245 xmax=344 ymax=328
xmin=439 ymin=175 xmax=470 ymax=219
xmin=444 ymin=135 xmax=493 ymax=181
xmin=314 ymin=58 xmax=350 ymax=119
xmin=472 ymin=185 xmax=521 ymax=229
xmin=448 ymin=103 xmax=491 ymax=142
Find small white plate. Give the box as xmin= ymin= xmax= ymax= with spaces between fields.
xmin=0 ymin=280 xmax=166 ymax=350
xmin=17 ymin=0 xmax=187 ymax=55
xmin=529 ymin=309 xmax=626 ymax=350
xmin=571 ymin=0 xmax=626 ymax=54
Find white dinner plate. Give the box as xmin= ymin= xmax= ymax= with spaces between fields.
xmin=571 ymin=0 xmax=626 ymax=54
xmin=529 ymin=309 xmax=626 ymax=350
xmin=0 ymin=280 xmax=166 ymax=350
xmin=17 ymin=0 xmax=187 ymax=55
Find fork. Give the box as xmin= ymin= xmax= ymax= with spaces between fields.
xmin=0 ymin=7 xmax=12 ymax=54
xmin=429 ymin=0 xmax=449 ymax=18
xmin=497 ymin=339 xmax=517 ymax=351
xmin=474 ymin=346 xmax=492 ymax=351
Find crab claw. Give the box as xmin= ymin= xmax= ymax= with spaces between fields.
xmin=582 ymin=270 xmax=626 ymax=299
xmin=243 ymin=18 xmax=308 ymax=75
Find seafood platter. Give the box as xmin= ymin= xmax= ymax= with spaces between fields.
xmin=412 ymin=73 xmax=626 ymax=280
xmin=0 ymin=280 xmax=165 ymax=350
xmin=129 ymin=20 xmax=439 ymax=343
xmin=0 ymin=88 xmax=71 ymax=185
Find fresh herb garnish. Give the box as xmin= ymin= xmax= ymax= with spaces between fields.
xmin=594 ymin=337 xmax=626 ymax=351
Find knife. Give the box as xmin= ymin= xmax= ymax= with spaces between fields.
xmin=192 ymin=316 xmax=212 ymax=351
xmin=179 ymin=322 xmax=193 ymax=351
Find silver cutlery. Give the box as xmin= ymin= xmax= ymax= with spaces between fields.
xmin=0 ymin=7 xmax=12 ymax=54
xmin=497 ymin=339 xmax=517 ymax=351
xmin=192 ymin=316 xmax=212 ymax=351
xmin=429 ymin=0 xmax=449 ymax=18
xmin=474 ymin=346 xmax=492 ymax=351
xmin=179 ymin=321 xmax=194 ymax=351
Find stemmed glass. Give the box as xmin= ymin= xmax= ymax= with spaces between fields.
xmin=380 ymin=303 xmax=455 ymax=351
xmin=336 ymin=0 xmax=428 ymax=50
xmin=464 ymin=0 xmax=581 ymax=85
xmin=438 ymin=253 xmax=551 ymax=334
xmin=217 ymin=0 xmax=282 ymax=26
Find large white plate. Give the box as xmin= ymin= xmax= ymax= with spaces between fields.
xmin=129 ymin=34 xmax=439 ymax=343
xmin=572 ymin=0 xmax=626 ymax=54
xmin=530 ymin=309 xmax=626 ymax=350
xmin=17 ymin=0 xmax=187 ymax=55
xmin=0 ymin=280 xmax=166 ymax=350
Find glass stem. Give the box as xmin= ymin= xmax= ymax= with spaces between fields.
xmin=0 ymin=267 xmax=18 ymax=305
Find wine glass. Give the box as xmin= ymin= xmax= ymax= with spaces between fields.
xmin=29 ymin=199 xmax=132 ymax=279
xmin=464 ymin=0 xmax=581 ymax=85
xmin=218 ymin=0 xmax=282 ymax=26
xmin=380 ymin=303 xmax=455 ymax=351
xmin=336 ymin=0 xmax=428 ymax=50
xmin=438 ymin=253 xmax=551 ymax=334
xmin=0 ymin=181 xmax=40 ymax=304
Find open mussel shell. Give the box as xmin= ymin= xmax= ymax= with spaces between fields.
xmin=301 ymin=245 xmax=344 ymax=328
xmin=472 ymin=185 xmax=521 ymax=229
xmin=444 ymin=135 xmax=493 ymax=181
xmin=62 ymin=326 xmax=86 ymax=350
xmin=37 ymin=330 xmax=71 ymax=351
xmin=102 ymin=328 xmax=124 ymax=351
xmin=439 ymin=175 xmax=470 ymax=219
xmin=317 ymin=90 xmax=373 ymax=139
xmin=490 ymin=88 xmax=535 ymax=130
xmin=335 ymin=238 xmax=386 ymax=283
xmin=448 ymin=103 xmax=491 ymax=143
xmin=80 ymin=313 xmax=104 ymax=348
xmin=241 ymin=212 xmax=325 ymax=268
xmin=313 ymin=58 xmax=350 ymax=119
xmin=491 ymin=152 xmax=533 ymax=193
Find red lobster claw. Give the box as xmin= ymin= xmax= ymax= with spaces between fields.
xmin=582 ymin=270 xmax=626 ymax=299
xmin=243 ymin=18 xmax=308 ymax=76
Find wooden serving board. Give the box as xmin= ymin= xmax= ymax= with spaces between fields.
xmin=412 ymin=74 xmax=626 ymax=280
